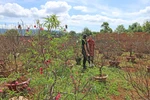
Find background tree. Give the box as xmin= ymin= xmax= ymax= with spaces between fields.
xmin=100 ymin=22 xmax=112 ymax=33
xmin=115 ymin=24 xmax=126 ymax=33
xmin=43 ymin=14 xmax=60 ymax=32
xmin=82 ymin=27 xmax=92 ymax=36
xmin=5 ymin=29 xmax=19 ymax=44
xmin=5 ymin=29 xmax=19 ymax=36
xmin=92 ymin=31 xmax=99 ymax=34
xmin=143 ymin=21 xmax=150 ymax=33
xmin=69 ymin=30 xmax=76 ymax=36
xmin=128 ymin=22 xmax=143 ymax=32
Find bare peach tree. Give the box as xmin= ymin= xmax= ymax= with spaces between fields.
xmin=122 ymin=65 xmax=150 ymax=100
xmin=121 ymin=34 xmax=150 ymax=100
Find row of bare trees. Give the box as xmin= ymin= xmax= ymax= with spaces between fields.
xmin=94 ymin=32 xmax=150 ymax=99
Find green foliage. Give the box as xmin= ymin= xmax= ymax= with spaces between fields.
xmin=125 ymin=95 xmax=131 ymax=100
xmin=4 ymin=29 xmax=19 ymax=49
xmin=69 ymin=30 xmax=76 ymax=36
xmin=100 ymin=22 xmax=112 ymax=33
xmin=25 ymin=30 xmax=32 ymax=36
xmin=143 ymin=21 xmax=150 ymax=33
xmin=82 ymin=27 xmax=92 ymax=36
xmin=5 ymin=29 xmax=19 ymax=36
xmin=127 ymin=22 xmax=143 ymax=32
xmin=92 ymin=31 xmax=99 ymax=34
xmin=115 ymin=24 xmax=126 ymax=33
xmin=43 ymin=14 xmax=60 ymax=32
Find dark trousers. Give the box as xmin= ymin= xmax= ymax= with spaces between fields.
xmin=82 ymin=52 xmax=90 ymax=69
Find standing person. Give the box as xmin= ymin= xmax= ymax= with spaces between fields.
xmin=87 ymin=35 xmax=95 ymax=67
xmin=82 ymin=34 xmax=90 ymax=71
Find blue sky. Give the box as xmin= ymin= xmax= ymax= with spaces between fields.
xmin=0 ymin=0 xmax=150 ymax=32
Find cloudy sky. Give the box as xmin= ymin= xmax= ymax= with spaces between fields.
xmin=0 ymin=0 xmax=150 ymax=32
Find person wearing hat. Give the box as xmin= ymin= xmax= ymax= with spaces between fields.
xmin=81 ymin=34 xmax=90 ymax=71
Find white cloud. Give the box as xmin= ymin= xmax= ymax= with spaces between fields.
xmin=73 ymin=5 xmax=97 ymax=13
xmin=127 ymin=6 xmax=150 ymax=16
xmin=0 ymin=1 xmax=72 ymax=30
xmin=73 ymin=6 xmax=88 ymax=12
xmin=99 ymin=5 xmax=150 ymax=20
xmin=0 ymin=0 xmax=150 ymax=32
xmin=101 ymin=11 xmax=122 ymax=18
xmin=0 ymin=1 xmax=71 ymax=18
xmin=0 ymin=15 xmax=4 ymax=19
xmin=131 ymin=17 xmax=150 ymax=25
xmin=112 ymin=12 xmax=120 ymax=17
xmin=92 ymin=4 xmax=124 ymax=18
xmin=41 ymin=1 xmax=71 ymax=14
xmin=71 ymin=14 xmax=128 ymax=25
xmin=0 ymin=3 xmax=31 ymax=17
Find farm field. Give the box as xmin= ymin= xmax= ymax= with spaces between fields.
xmin=1 ymin=0 xmax=150 ymax=99
xmin=0 ymin=31 xmax=150 ymax=100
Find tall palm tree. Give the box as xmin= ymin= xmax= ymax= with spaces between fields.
xmin=43 ymin=14 xmax=60 ymax=32
xmin=50 ymin=14 xmax=60 ymax=30
xmin=43 ymin=15 xmax=51 ymax=31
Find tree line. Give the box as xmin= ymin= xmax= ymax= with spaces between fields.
xmin=1 ymin=14 xmax=150 ymax=36
xmin=69 ymin=21 xmax=150 ymax=36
